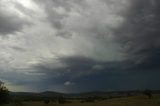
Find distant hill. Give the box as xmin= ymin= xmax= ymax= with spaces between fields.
xmin=10 ymin=91 xmax=64 ymax=101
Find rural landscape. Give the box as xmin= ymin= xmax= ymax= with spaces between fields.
xmin=1 ymin=81 xmax=160 ymax=106
xmin=1 ymin=0 xmax=160 ymax=106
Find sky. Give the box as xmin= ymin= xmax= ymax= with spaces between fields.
xmin=0 ymin=0 xmax=160 ymax=93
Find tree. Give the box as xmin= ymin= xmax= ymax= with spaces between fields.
xmin=143 ymin=89 xmax=152 ymax=99
xmin=0 ymin=81 xmax=10 ymax=106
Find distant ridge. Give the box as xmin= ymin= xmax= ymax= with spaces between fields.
xmin=10 ymin=90 xmax=160 ymax=99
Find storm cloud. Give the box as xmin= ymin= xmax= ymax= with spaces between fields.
xmin=0 ymin=0 xmax=160 ymax=92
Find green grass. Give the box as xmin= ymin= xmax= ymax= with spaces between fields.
xmin=6 ymin=94 xmax=160 ymax=106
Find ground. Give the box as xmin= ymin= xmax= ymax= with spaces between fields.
xmin=6 ymin=94 xmax=160 ymax=106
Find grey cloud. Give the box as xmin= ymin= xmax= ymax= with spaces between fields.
xmin=34 ymin=0 xmax=88 ymax=38
xmin=35 ymin=0 xmax=71 ymax=28
xmin=0 ymin=1 xmax=31 ymax=35
xmin=64 ymin=81 xmax=74 ymax=86
xmin=0 ymin=71 xmax=40 ymax=86
xmin=13 ymin=1 xmax=36 ymax=18
xmin=0 ymin=13 xmax=26 ymax=35
xmin=35 ymin=0 xmax=87 ymax=12
xmin=34 ymin=0 xmax=125 ymax=39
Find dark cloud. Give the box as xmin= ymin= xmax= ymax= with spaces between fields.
xmin=70 ymin=70 xmax=160 ymax=92
xmin=32 ymin=56 xmax=98 ymax=76
xmin=1 ymin=54 xmax=160 ymax=92
xmin=28 ymin=53 xmax=160 ymax=92
xmin=31 ymin=55 xmax=133 ymax=87
xmin=114 ymin=0 xmax=160 ymax=64
xmin=25 ymin=56 xmax=160 ymax=92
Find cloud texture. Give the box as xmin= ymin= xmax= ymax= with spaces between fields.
xmin=0 ymin=0 xmax=160 ymax=92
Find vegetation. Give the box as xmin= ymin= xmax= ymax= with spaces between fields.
xmin=1 ymin=94 xmax=160 ymax=106
xmin=0 ymin=81 xmax=10 ymax=106
xmin=81 ymin=97 xmax=95 ymax=103
xmin=13 ymin=97 xmax=23 ymax=106
xmin=58 ymin=96 xmax=72 ymax=104
xmin=143 ymin=89 xmax=152 ymax=99
xmin=0 ymin=83 xmax=159 ymax=106
xmin=43 ymin=99 xmax=50 ymax=106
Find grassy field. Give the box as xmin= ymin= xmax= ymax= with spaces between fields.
xmin=7 ymin=94 xmax=160 ymax=106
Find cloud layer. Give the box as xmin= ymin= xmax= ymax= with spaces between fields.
xmin=0 ymin=0 xmax=160 ymax=92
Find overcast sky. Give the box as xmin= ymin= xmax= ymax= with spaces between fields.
xmin=0 ymin=0 xmax=160 ymax=93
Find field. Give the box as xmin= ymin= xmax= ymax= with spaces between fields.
xmin=7 ymin=94 xmax=160 ymax=106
